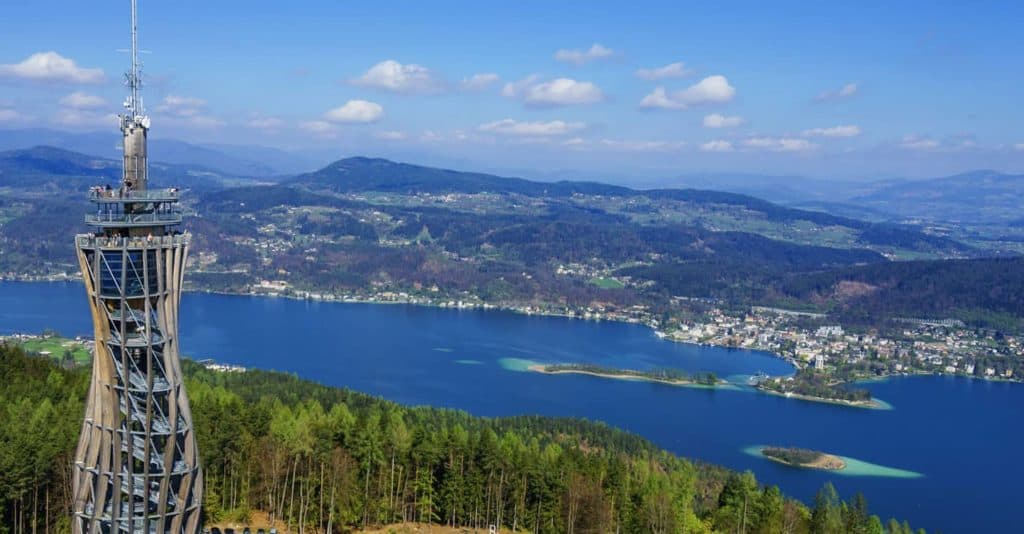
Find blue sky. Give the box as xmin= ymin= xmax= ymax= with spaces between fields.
xmin=1 ymin=0 xmax=1022 ymax=180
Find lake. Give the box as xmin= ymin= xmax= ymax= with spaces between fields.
xmin=1 ymin=280 xmax=1019 ymax=533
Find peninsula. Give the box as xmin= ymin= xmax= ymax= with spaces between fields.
xmin=755 ymin=369 xmax=884 ymax=409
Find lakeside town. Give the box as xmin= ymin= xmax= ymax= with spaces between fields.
xmin=8 ymin=266 xmax=1021 ymax=397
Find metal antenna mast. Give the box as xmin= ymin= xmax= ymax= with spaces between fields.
xmin=128 ymin=0 xmax=141 ymax=116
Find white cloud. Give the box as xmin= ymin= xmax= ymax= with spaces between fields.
xmin=554 ymin=44 xmax=614 ymax=65
xmin=182 ymin=116 xmax=225 ymax=129
xmin=640 ymin=75 xmax=736 ymax=109
xmin=420 ymin=130 xmax=444 ymax=142
xmin=676 ymin=75 xmax=736 ymax=104
xmin=52 ymin=109 xmax=119 ymax=128
xmin=635 ymin=62 xmax=692 ymax=81
xmin=561 ymin=137 xmax=686 ymax=152
xmin=501 ymin=75 xmax=538 ymax=97
xmin=156 ymin=95 xmax=207 ymax=117
xmin=815 ymin=82 xmax=858 ymax=102
xmin=152 ymin=94 xmax=224 ymax=128
xmin=802 ymin=125 xmax=861 ymax=138
xmin=324 ymin=100 xmax=384 ymax=123
xmin=60 ymin=91 xmax=107 ymax=110
xmin=460 ymin=73 xmax=499 ymax=90
xmin=639 ymin=87 xmax=687 ymax=110
xmin=597 ymin=139 xmax=686 ymax=152
xmin=352 ymin=60 xmax=444 ymax=93
xmin=503 ymin=76 xmax=604 ymax=106
xmin=0 ymin=108 xmax=24 ymax=122
xmin=703 ymin=113 xmax=744 ymax=128
xmin=374 ymin=130 xmax=407 ymax=140
xmin=479 ymin=118 xmax=585 ymax=137
xmin=0 ymin=51 xmax=104 ymax=83
xmin=744 ymin=137 xmax=817 ymax=152
xmin=898 ymin=135 xmax=940 ymax=150
xmin=1015 ymin=143 xmax=1024 ymax=151
xmin=246 ymin=117 xmax=285 ymax=129
xmin=700 ymin=140 xmax=734 ymax=152
xmin=299 ymin=120 xmax=336 ymax=135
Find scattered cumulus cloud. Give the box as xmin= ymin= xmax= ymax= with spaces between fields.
xmin=639 ymin=87 xmax=686 ymax=110
xmin=815 ymin=82 xmax=858 ymax=102
xmin=181 ymin=116 xmax=225 ymax=129
xmin=152 ymin=94 xmax=225 ymax=128
xmin=503 ymin=76 xmax=604 ymax=106
xmin=676 ymin=76 xmax=736 ymax=104
xmin=635 ymin=62 xmax=692 ymax=81
xmin=479 ymin=118 xmax=585 ymax=137
xmin=554 ymin=44 xmax=614 ymax=65
xmin=460 ymin=73 xmax=499 ymax=90
xmin=352 ymin=60 xmax=444 ymax=93
xmin=700 ymin=140 xmax=734 ymax=152
xmin=703 ymin=113 xmax=744 ymax=128
xmin=501 ymin=75 xmax=538 ymax=97
xmin=0 ymin=52 xmax=104 ymax=83
xmin=324 ymin=100 xmax=384 ymax=123
xmin=744 ymin=137 xmax=817 ymax=152
xmin=299 ymin=120 xmax=335 ymax=136
xmin=898 ymin=135 xmax=940 ymax=150
xmin=246 ymin=117 xmax=285 ymax=130
xmin=0 ymin=108 xmax=25 ymax=122
xmin=896 ymin=134 xmax=982 ymax=152
xmin=802 ymin=125 xmax=861 ymax=138
xmin=420 ymin=130 xmax=445 ymax=142
xmin=374 ymin=130 xmax=407 ymax=140
xmin=560 ymin=137 xmax=685 ymax=152
xmin=595 ymin=139 xmax=686 ymax=152
xmin=52 ymin=109 xmax=118 ymax=128
xmin=60 ymin=91 xmax=106 ymax=110
xmin=640 ymin=75 xmax=735 ymax=110
xmin=156 ymin=95 xmax=207 ymax=117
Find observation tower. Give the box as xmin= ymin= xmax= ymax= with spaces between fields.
xmin=72 ymin=1 xmax=203 ymax=532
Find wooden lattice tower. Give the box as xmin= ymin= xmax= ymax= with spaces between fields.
xmin=71 ymin=1 xmax=202 ymax=532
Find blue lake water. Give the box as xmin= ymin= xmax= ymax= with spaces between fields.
xmin=2 ymin=280 xmax=1020 ymax=533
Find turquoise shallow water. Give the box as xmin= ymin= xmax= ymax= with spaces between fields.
xmin=743 ymin=446 xmax=924 ymax=479
xmin=1 ymin=281 xmax=1020 ymax=533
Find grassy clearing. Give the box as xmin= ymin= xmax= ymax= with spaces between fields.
xmin=589 ymin=277 xmax=625 ymax=289
xmin=15 ymin=336 xmax=91 ymax=365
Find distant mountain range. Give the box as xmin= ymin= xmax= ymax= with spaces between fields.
xmin=0 ymin=146 xmax=264 ymax=191
xmin=287 ymin=157 xmax=972 ymax=257
xmin=850 ymin=170 xmax=1024 ymax=224
xmin=2 ymin=128 xmax=1021 ymax=224
xmin=671 ymin=170 xmax=1024 ymax=224
xmin=0 ymin=128 xmax=321 ymax=177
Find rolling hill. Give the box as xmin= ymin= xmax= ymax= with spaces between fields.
xmin=852 ymin=170 xmax=1024 ymax=223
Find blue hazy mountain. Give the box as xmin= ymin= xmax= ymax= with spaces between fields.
xmin=852 ymin=170 xmax=1024 ymax=223
xmin=0 ymin=128 xmax=318 ymax=177
xmin=0 ymin=146 xmax=262 ymax=191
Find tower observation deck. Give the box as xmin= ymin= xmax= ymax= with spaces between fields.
xmin=72 ymin=2 xmax=203 ymax=533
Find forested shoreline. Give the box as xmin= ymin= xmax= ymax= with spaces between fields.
xmin=1 ymin=344 xmax=925 ymax=533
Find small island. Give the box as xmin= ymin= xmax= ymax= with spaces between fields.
xmin=761 ymin=446 xmax=846 ymax=471
xmin=755 ymin=368 xmax=882 ymax=409
xmin=528 ymin=363 xmax=723 ymax=387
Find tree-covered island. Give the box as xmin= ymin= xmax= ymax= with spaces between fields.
xmin=529 ymin=363 xmax=722 ymax=386
xmin=761 ymin=447 xmax=847 ymax=471
xmin=755 ymin=368 xmax=879 ymax=408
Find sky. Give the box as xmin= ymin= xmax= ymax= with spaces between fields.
xmin=1 ymin=0 xmax=1023 ymax=181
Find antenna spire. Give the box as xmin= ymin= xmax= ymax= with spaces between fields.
xmin=127 ymin=0 xmax=143 ymax=117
